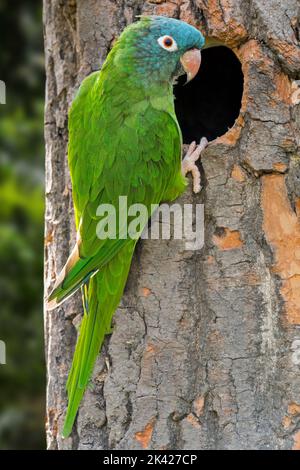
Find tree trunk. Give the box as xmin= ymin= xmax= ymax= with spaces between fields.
xmin=44 ymin=0 xmax=300 ymax=450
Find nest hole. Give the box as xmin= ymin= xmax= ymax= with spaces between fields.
xmin=174 ymin=46 xmax=244 ymax=143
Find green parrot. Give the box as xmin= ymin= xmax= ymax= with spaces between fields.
xmin=47 ymin=16 xmax=207 ymax=438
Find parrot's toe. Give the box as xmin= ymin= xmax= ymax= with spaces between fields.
xmin=182 ymin=137 xmax=208 ymax=193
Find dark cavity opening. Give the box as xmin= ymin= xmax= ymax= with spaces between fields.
xmin=174 ymin=46 xmax=244 ymax=143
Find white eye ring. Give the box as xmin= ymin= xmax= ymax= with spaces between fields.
xmin=157 ymin=35 xmax=178 ymax=52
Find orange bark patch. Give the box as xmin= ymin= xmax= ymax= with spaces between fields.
xmin=135 ymin=418 xmax=156 ymax=449
xmin=213 ymin=228 xmax=244 ymax=251
xmin=280 ymin=276 xmax=300 ymax=324
xmin=274 ymin=72 xmax=292 ymax=105
xmin=262 ymin=175 xmax=300 ymax=324
xmin=156 ymin=2 xmax=178 ymax=17
xmin=193 ymin=396 xmax=205 ymax=417
xmin=295 ymin=198 xmax=300 ymax=218
xmin=186 ymin=413 xmax=201 ymax=428
xmin=145 ymin=343 xmax=156 ymax=355
xmin=200 ymin=0 xmax=247 ymax=47
xmin=269 ymin=38 xmax=300 ymax=73
xmin=273 ymin=162 xmax=288 ymax=173
xmin=282 ymin=415 xmax=292 ymax=429
xmin=215 ymin=115 xmax=244 ymax=146
xmin=237 ymin=39 xmax=266 ymax=66
xmin=231 ymin=164 xmax=246 ymax=182
xmin=288 ymin=402 xmax=300 ymax=416
xmin=293 ymin=431 xmax=300 ymax=450
xmin=44 ymin=230 xmax=54 ymax=246
xmin=291 ymin=81 xmax=300 ymax=106
xmin=141 ymin=287 xmax=151 ymax=297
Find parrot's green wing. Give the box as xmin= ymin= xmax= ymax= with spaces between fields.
xmin=47 ymin=70 xmax=185 ymax=437
xmin=48 ymin=74 xmax=184 ymax=307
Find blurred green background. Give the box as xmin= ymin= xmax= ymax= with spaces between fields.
xmin=0 ymin=0 xmax=45 ymax=449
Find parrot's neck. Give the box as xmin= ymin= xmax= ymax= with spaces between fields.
xmin=128 ymin=78 xmax=176 ymax=116
xmin=100 ymin=46 xmax=177 ymax=115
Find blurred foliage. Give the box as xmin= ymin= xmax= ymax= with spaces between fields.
xmin=0 ymin=0 xmax=45 ymax=449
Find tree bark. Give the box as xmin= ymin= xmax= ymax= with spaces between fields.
xmin=44 ymin=0 xmax=300 ymax=450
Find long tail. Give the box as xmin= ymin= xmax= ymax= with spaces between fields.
xmin=62 ymin=242 xmax=135 ymax=438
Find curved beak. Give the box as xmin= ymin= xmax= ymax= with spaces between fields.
xmin=180 ymin=48 xmax=201 ymax=83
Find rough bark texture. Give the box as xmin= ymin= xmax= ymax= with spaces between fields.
xmin=44 ymin=0 xmax=300 ymax=450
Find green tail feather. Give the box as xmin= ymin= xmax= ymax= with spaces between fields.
xmin=62 ymin=277 xmax=104 ymax=438
xmin=62 ymin=243 xmax=135 ymax=438
xmin=47 ymin=239 xmax=126 ymax=309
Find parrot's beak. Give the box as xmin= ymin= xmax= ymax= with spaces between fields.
xmin=180 ymin=48 xmax=201 ymax=83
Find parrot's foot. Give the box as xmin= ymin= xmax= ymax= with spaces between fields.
xmin=182 ymin=137 xmax=208 ymax=193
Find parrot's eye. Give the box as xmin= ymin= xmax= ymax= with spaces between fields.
xmin=157 ymin=35 xmax=178 ymax=52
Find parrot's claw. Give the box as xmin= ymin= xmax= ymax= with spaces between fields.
xmin=182 ymin=137 xmax=208 ymax=193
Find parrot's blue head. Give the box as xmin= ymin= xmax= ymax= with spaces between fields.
xmin=115 ymin=16 xmax=205 ymax=86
